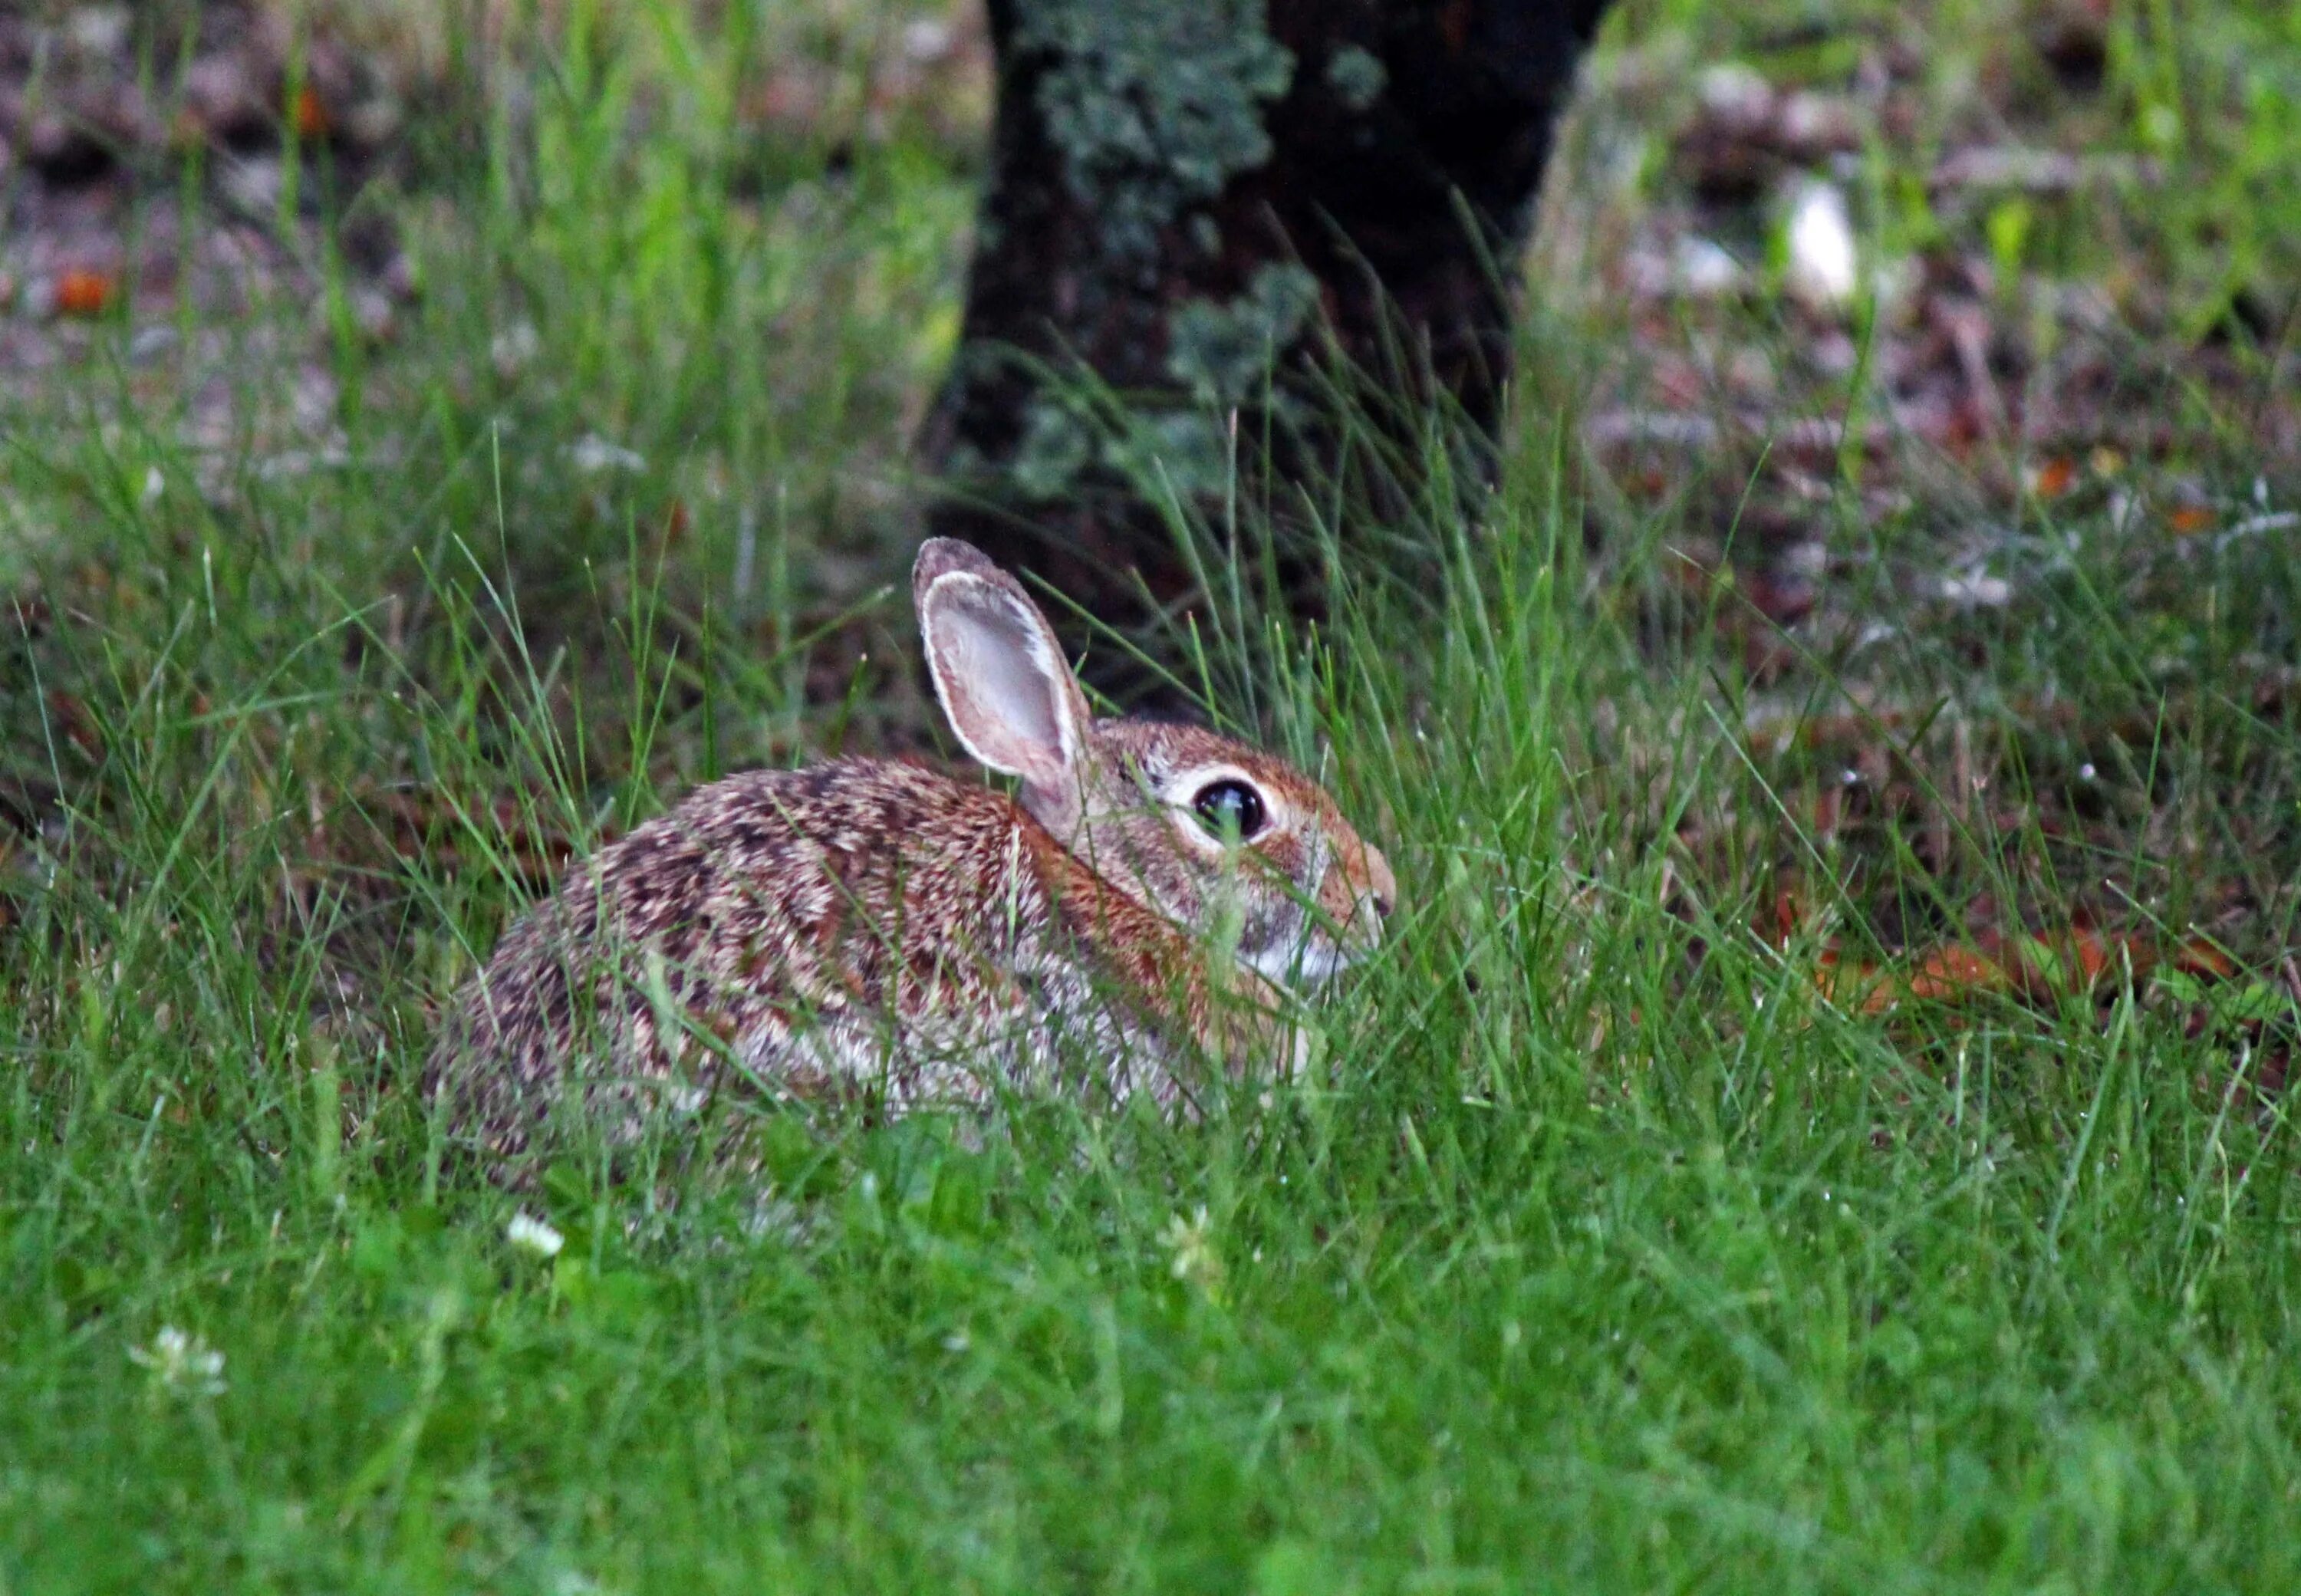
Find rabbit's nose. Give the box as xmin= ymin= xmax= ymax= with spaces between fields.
xmin=1364 ymin=844 xmax=1397 ymax=923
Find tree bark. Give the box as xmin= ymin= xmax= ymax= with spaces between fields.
xmin=917 ymin=0 xmax=1614 ymax=673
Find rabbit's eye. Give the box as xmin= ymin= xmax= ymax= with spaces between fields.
xmin=1190 ymin=779 xmax=1266 ymax=841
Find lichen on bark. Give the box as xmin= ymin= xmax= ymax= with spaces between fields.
xmin=1167 ymin=263 xmax=1322 ymax=407
xmin=1018 ymin=0 xmax=1295 ymax=258
xmin=1324 ymin=43 xmax=1385 ymax=110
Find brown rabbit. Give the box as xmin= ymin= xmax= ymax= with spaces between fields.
xmin=429 ymin=538 xmax=1395 ymax=1164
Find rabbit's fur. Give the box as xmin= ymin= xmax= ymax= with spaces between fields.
xmin=429 ymin=539 xmax=1395 ymax=1164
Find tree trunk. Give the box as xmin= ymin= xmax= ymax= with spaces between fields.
xmin=917 ymin=0 xmax=1614 ymax=675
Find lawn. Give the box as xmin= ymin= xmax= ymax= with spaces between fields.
xmin=4 ymin=0 xmax=2300 ymax=1589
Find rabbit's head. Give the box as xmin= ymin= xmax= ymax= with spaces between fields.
xmin=915 ymin=539 xmax=1396 ymax=991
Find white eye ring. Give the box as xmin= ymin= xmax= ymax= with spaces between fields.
xmin=1188 ymin=778 xmax=1267 ymax=841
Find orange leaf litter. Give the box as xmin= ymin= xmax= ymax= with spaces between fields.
xmin=55 ymin=268 xmax=117 ymax=318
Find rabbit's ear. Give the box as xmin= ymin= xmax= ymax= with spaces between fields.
xmin=915 ymin=542 xmax=1091 ymax=826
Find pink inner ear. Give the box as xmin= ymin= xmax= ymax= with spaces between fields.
xmin=924 ymin=578 xmax=1078 ymax=793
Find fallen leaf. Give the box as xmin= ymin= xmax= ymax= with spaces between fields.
xmin=2027 ymin=456 xmax=2077 ymax=498
xmin=2168 ymin=505 xmax=2214 ymax=536
xmin=292 ymin=86 xmax=331 ymax=140
xmin=1824 ymin=944 xmax=2004 ymax=1016
xmin=2171 ymin=938 xmax=2237 ymax=980
xmin=2000 ymin=926 xmax=2149 ymax=998
xmin=1815 ymin=925 xmax=2178 ymax=1019
xmin=1896 ymin=945 xmax=2009 ymax=1008
xmin=1766 ymin=887 xmax=1803 ymax=949
xmin=55 ymin=268 xmax=116 ymax=318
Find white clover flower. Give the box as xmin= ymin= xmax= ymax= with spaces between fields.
xmin=506 ymin=1211 xmax=565 ymax=1259
xmin=129 ymin=1325 xmax=226 ymax=1397
xmin=490 ymin=320 xmax=541 ymax=378
xmin=565 ymin=434 xmax=646 ymax=476
xmin=1160 ymin=1206 xmax=1223 ymax=1298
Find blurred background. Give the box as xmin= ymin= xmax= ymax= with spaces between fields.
xmin=8 ymin=0 xmax=2294 ymax=601
xmin=8 ymin=5 xmax=2301 ymax=1586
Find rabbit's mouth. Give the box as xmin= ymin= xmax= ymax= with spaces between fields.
xmin=1242 ymin=931 xmax=1358 ymax=991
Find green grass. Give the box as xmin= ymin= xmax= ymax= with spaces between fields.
xmin=5 ymin=0 xmax=2301 ymax=1589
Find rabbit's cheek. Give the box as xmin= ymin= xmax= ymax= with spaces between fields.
xmin=1314 ymin=860 xmax=1370 ymax=942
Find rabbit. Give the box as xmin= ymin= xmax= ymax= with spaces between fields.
xmin=427 ymin=538 xmax=1396 ymax=1167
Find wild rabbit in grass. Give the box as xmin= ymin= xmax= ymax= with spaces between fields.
xmin=430 ymin=538 xmax=1396 ymax=1164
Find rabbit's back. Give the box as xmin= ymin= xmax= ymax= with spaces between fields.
xmin=431 ymin=759 xmax=1180 ymax=1160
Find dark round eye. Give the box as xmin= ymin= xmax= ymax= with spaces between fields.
xmin=1190 ymin=778 xmax=1266 ymax=841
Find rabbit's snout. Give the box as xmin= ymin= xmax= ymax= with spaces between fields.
xmin=1365 ymin=844 xmax=1397 ymax=923
xmin=1318 ymin=834 xmax=1398 ymax=944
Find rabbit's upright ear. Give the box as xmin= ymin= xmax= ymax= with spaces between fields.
xmin=915 ymin=540 xmax=1092 ymax=829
